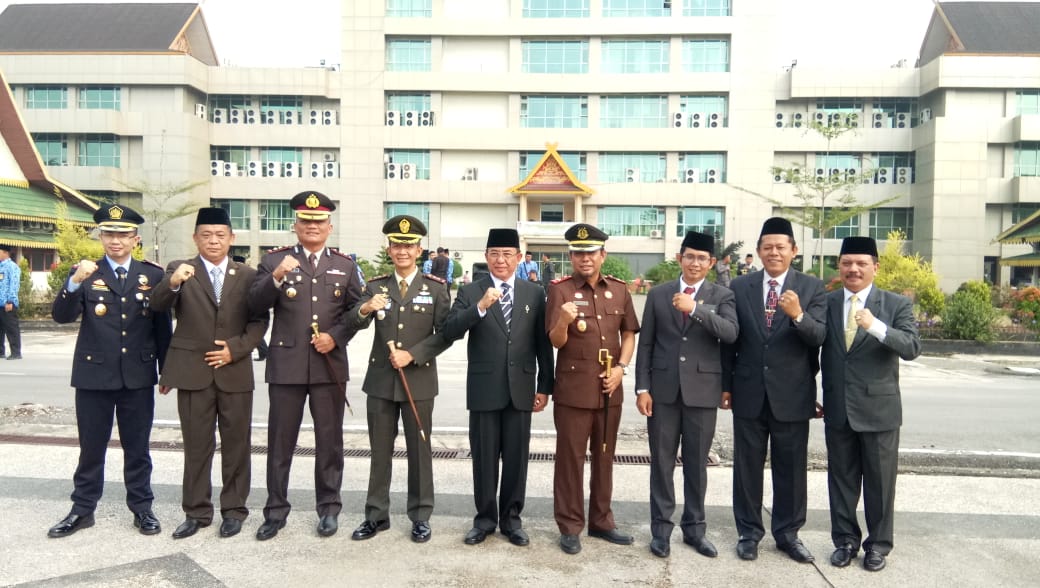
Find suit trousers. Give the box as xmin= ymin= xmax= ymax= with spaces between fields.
xmin=647 ymin=401 xmax=717 ymax=540
xmin=0 ymin=305 xmax=20 ymax=356
xmin=732 ymin=399 xmax=809 ymax=546
xmin=177 ymin=385 xmax=253 ymax=523
xmin=364 ymin=395 xmax=435 ymax=523
xmin=263 ymin=383 xmax=344 ymax=521
xmin=70 ymin=387 xmax=155 ymax=516
xmin=469 ymin=405 xmax=532 ymax=533
xmin=826 ymin=421 xmax=899 ymax=555
xmin=553 ymin=402 xmax=622 ymax=535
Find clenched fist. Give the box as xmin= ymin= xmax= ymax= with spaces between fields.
xmin=362 ymin=293 xmax=390 ymax=315
xmin=558 ymin=301 xmax=579 ymax=325
xmin=170 ymin=263 xmax=195 ymax=287
xmin=778 ymin=290 xmax=803 ymax=319
xmin=71 ymin=260 xmax=98 ymax=284
xmin=272 ymin=255 xmax=300 ymax=281
xmin=478 ymin=287 xmax=502 ymax=312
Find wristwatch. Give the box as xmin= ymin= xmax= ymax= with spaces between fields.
xmin=617 ymin=362 xmax=630 ymax=376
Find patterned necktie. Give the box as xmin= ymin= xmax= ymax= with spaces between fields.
xmin=765 ymin=279 xmax=779 ymax=328
xmin=500 ymin=283 xmax=513 ymax=327
xmin=115 ymin=266 xmax=127 ymax=287
xmin=211 ymin=266 xmax=223 ymax=304
xmin=399 ymin=278 xmax=408 ymax=298
xmin=845 ymin=294 xmax=860 ymax=350
xmin=309 ymin=253 xmax=318 ymax=269
xmin=682 ymin=286 xmax=695 ymax=323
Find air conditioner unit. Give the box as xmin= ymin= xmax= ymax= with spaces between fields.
xmin=814 ymin=111 xmax=827 ymax=124
xmin=789 ymin=168 xmax=802 ymax=183
xmin=829 ymin=168 xmax=844 ymax=183
xmin=247 ymin=160 xmax=262 ymax=177
xmin=792 ymin=112 xmax=804 ymax=128
xmin=815 ymin=168 xmax=827 ymax=182
xmin=281 ymin=111 xmax=299 ymax=125
xmin=261 ymin=109 xmax=278 ymax=125
xmin=195 ymin=103 xmax=207 ymax=119
xmin=385 ymin=162 xmax=400 ymax=180
xmin=690 ymin=112 xmax=703 ymax=128
xmin=310 ymin=162 xmax=323 ymax=178
xmin=874 ymin=167 xmax=894 ymax=184
xmin=283 ymin=162 xmax=299 ymax=178
xmin=324 ymin=161 xmax=339 ymax=178
xmin=210 ymin=159 xmax=223 ymax=176
xmin=419 ymin=110 xmax=434 ymax=126
xmin=896 ymin=167 xmax=912 ymax=184
xmin=385 ymin=110 xmax=400 ymax=126
xmin=704 ymin=168 xmax=719 ymax=183
xmin=775 ymin=112 xmax=787 ymax=128
xmin=684 ymin=168 xmax=700 ymax=183
xmin=895 ymin=112 xmax=910 ymax=128
xmin=649 ymin=229 xmax=663 ymax=239
xmin=403 ymin=110 xmax=419 ymax=126
xmin=265 ymin=161 xmax=282 ymax=177
xmin=829 ymin=113 xmax=844 ymax=127
xmin=673 ymin=112 xmax=688 ymax=128
xmin=846 ymin=114 xmax=860 ymax=128
xmin=223 ymin=162 xmax=238 ymax=177
xmin=245 ymin=109 xmax=259 ymax=125
xmin=322 ymin=152 xmax=336 ymax=162
xmin=229 ymin=108 xmax=243 ymax=124
xmin=452 ymin=250 xmax=462 ymax=260
xmin=625 ymin=168 xmax=640 ymax=183
xmin=309 ymin=109 xmax=322 ymax=125
xmin=872 ymin=112 xmax=888 ymax=128
xmin=921 ymin=107 xmax=932 ymax=123
xmin=212 ymin=108 xmax=226 ymax=123
xmin=400 ymin=162 xmax=415 ymax=180
xmin=774 ymin=171 xmax=786 ymax=183
xmin=322 ymin=110 xmax=337 ymax=125
xmin=708 ymin=112 xmax=721 ymax=127
xmin=463 ymin=167 xmax=478 ymax=181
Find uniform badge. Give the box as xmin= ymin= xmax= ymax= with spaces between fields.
xmin=525 ymin=304 xmax=530 ymax=314
xmin=135 ymin=292 xmax=144 ymax=301
xmin=380 ymin=285 xmax=389 ymax=293
xmin=577 ymin=319 xmax=587 ymax=332
xmin=421 ymin=283 xmax=428 ymax=291
xmin=95 ymin=303 xmax=107 ymax=317
xmin=605 ymin=291 xmax=613 ymax=299
xmin=574 ymin=292 xmax=583 ymax=299
xmin=334 ymin=289 xmax=342 ymax=297
xmin=138 ymin=274 xmax=148 ymax=286
xmin=577 ymin=227 xmax=589 ymax=240
xmin=228 ymin=268 xmax=236 ymax=276
xmin=286 ymin=287 xmax=298 ymax=298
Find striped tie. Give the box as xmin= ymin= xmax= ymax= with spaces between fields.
xmin=500 ymin=282 xmax=512 ymax=328
xmin=211 ymin=266 xmax=223 ymax=304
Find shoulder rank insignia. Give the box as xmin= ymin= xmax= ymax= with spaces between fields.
xmin=605 ymin=275 xmax=627 ymax=284
xmin=551 ymin=275 xmax=573 ymax=285
xmin=423 ymin=273 xmax=447 ymax=284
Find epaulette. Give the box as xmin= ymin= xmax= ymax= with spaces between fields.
xmin=605 ymin=275 xmax=627 ymax=284
xmin=141 ymin=259 xmax=163 ymax=269
xmin=267 ymin=245 xmax=291 ymax=254
xmin=331 ymin=249 xmax=353 ymax=260
xmin=369 ymin=274 xmax=391 ymax=281
xmin=423 ymin=273 xmax=447 ymax=284
xmin=551 ymin=275 xmax=573 ymax=285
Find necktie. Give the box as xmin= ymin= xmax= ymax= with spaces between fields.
xmin=115 ymin=266 xmax=127 ymax=286
xmin=399 ymin=278 xmax=408 ymax=298
xmin=309 ymin=253 xmax=318 ymax=269
xmin=845 ymin=294 xmax=860 ymax=350
xmin=765 ymin=279 xmax=779 ymax=328
xmin=500 ymin=283 xmax=513 ymax=327
xmin=682 ymin=286 xmax=695 ymax=323
xmin=211 ymin=266 xmax=224 ymax=304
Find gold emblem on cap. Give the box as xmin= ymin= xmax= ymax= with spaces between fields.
xmin=577 ymin=227 xmax=589 ymax=240
xmin=399 ymin=218 xmax=411 ymax=234
xmin=109 ymin=206 xmax=124 ymax=219
xmin=305 ymin=194 xmax=320 ymax=209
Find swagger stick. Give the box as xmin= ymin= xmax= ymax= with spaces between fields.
xmin=598 ymin=348 xmax=613 ymax=453
xmin=386 ymin=340 xmax=428 ymax=442
xmin=311 ymin=323 xmax=353 ymax=416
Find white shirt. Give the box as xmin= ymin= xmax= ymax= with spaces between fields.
xmin=478 ymin=275 xmax=516 ymax=318
xmin=844 ymin=284 xmax=888 ymax=341
xmin=762 ymin=270 xmax=789 ymax=305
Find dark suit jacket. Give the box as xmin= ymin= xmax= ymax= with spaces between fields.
xmin=723 ymin=269 xmax=827 ymax=422
xmin=821 ymin=287 xmax=921 ymax=432
xmin=52 ymin=257 xmax=172 ymax=390
xmin=636 ymin=279 xmax=739 ymax=407
xmin=443 ymin=276 xmax=554 ymax=411
xmin=151 ymin=257 xmax=269 ymax=392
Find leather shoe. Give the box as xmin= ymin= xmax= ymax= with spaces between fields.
xmin=863 ymin=549 xmax=886 ymax=572
xmin=650 ymin=537 xmax=670 ymax=558
xmin=831 ymin=543 xmax=856 ymax=567
xmin=351 ymin=519 xmax=389 ymax=541
xmin=736 ymin=538 xmax=759 ymax=561
xmin=683 ymin=535 xmax=718 ymax=558
xmin=172 ymin=517 xmax=208 ymax=539
xmin=559 ymin=534 xmax=582 ymax=554
xmin=219 ymin=518 xmax=242 ymax=538
xmin=779 ymin=539 xmax=815 ymax=563
xmin=133 ymin=510 xmax=161 ymax=535
xmin=255 ymin=518 xmax=285 ymax=541
xmin=317 ymin=515 xmax=338 ymax=537
xmin=502 ymin=528 xmax=529 ymax=546
xmin=588 ymin=527 xmax=634 ymax=545
xmin=47 ymin=513 xmax=95 ymax=538
xmin=464 ymin=527 xmax=487 ymax=545
xmin=411 ymin=520 xmax=432 ymax=543
xmin=7 ymin=354 xmax=22 ymax=360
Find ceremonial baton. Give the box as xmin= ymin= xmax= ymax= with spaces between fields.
xmin=598 ymin=348 xmax=613 ymax=453
xmin=386 ymin=340 xmax=428 ymax=442
xmin=311 ymin=323 xmax=353 ymax=416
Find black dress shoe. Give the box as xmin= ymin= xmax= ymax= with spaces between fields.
xmin=219 ymin=518 xmax=243 ymax=538
xmin=650 ymin=537 xmax=671 ymax=558
xmin=683 ymin=535 xmax=718 ymax=558
xmin=351 ymin=519 xmax=389 ymax=541
xmin=7 ymin=354 xmax=22 ymax=360
xmin=255 ymin=518 xmax=286 ymax=541
xmin=172 ymin=517 xmax=209 ymax=539
xmin=863 ymin=549 xmax=886 ymax=572
xmin=133 ymin=510 xmax=161 ymax=535
xmin=317 ymin=515 xmax=338 ymax=537
xmin=779 ymin=539 xmax=815 ymax=563
xmin=47 ymin=513 xmax=95 ymax=538
xmin=559 ymin=534 xmax=582 ymax=554
xmin=464 ymin=527 xmax=487 ymax=545
xmin=831 ymin=543 xmax=857 ymax=567
xmin=502 ymin=528 xmax=529 ymax=546
xmin=736 ymin=538 xmax=759 ymax=561
xmin=411 ymin=520 xmax=432 ymax=543
xmin=588 ymin=527 xmax=634 ymax=545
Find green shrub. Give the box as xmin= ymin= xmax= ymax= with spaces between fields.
xmin=1010 ymin=286 xmax=1040 ymax=332
xmin=644 ymin=259 xmax=680 ymax=284
xmin=600 ymin=255 xmax=632 ymax=281
xmin=874 ymin=230 xmax=945 ymax=318
xmin=942 ymin=280 xmax=999 ymax=341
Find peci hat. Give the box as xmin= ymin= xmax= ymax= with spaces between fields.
xmin=486 ymin=228 xmax=520 ymax=249
xmin=564 ymin=223 xmax=608 ymax=252
xmin=0 ymin=244 xmax=12 ymax=253
xmin=759 ymin=216 xmax=794 ymax=238
xmin=383 ymin=215 xmax=427 ymax=244
xmin=839 ymin=236 xmax=879 ymax=257
xmin=93 ymin=204 xmax=144 ymax=232
xmin=195 ymin=207 xmax=232 ymax=227
xmin=289 ymin=191 xmax=335 ymax=221
xmin=680 ymin=231 xmax=715 ymax=256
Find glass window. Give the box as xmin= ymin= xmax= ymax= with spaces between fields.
xmin=523 ymin=0 xmax=590 ymax=18
xmin=387 ymin=92 xmax=432 ymax=113
xmin=31 ymin=133 xmax=68 ymax=166
xmin=77 ymin=134 xmax=120 ymax=167
xmin=599 ymin=152 xmax=666 ymax=183
xmin=682 ymin=39 xmax=729 ymax=72
xmin=813 ymin=152 xmax=863 ymax=177
xmin=677 ymin=207 xmax=725 ymax=238
xmin=683 ymin=0 xmax=731 ymax=16
xmin=519 ymin=151 xmax=587 ymax=181
xmin=210 ymin=146 xmax=251 ymax=168
xmin=602 ymin=40 xmax=669 ymax=74
xmin=600 ymin=95 xmax=668 ymax=128
xmin=385 ymin=150 xmax=431 ymax=180
xmin=678 ymin=153 xmax=726 ymax=183
xmin=386 ymin=0 xmax=432 ymax=17
xmin=870 ymin=98 xmax=918 ymax=127
xmin=260 ymin=201 xmax=293 ymax=232
xmin=211 ymin=199 xmax=251 ymax=231
xmin=385 ymin=202 xmax=431 ymax=226
xmin=809 ymin=210 xmax=860 ymax=239
xmin=678 ymin=95 xmax=727 ymax=125
xmin=521 ymin=95 xmax=588 ymax=128
xmin=1011 ymin=203 xmax=1040 ymax=225
xmin=1014 ymin=142 xmax=1040 ymax=177
xmin=1017 ymin=90 xmax=1040 ymax=116
xmin=603 ymin=0 xmax=671 ymax=17
xmin=522 ymin=40 xmax=589 ymax=74
xmin=25 ymin=86 xmax=67 ymax=109
xmin=259 ymin=96 xmax=303 ymax=124
xmin=386 ymin=39 xmax=432 ymax=72
xmin=541 ymin=203 xmax=564 ymax=222
xmin=869 ymin=208 xmax=913 ymax=240
xmin=209 ymin=95 xmax=252 ymax=123
xmin=79 ymin=86 xmax=121 ymax=110
xmin=598 ymin=206 xmax=665 ymax=237
xmin=260 ymin=148 xmax=303 ymax=177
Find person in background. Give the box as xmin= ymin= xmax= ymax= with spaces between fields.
xmin=516 ymin=252 xmax=539 ymax=282
xmin=0 ymin=243 xmax=22 ymax=360
xmin=738 ymin=254 xmax=757 ymax=276
xmin=540 ymin=253 xmax=556 ymax=290
xmin=715 ymin=254 xmax=732 ymax=288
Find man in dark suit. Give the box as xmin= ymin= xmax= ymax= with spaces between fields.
xmin=635 ymin=231 xmax=739 ymax=559
xmin=151 ymin=208 xmax=269 ymax=539
xmin=48 ymin=204 xmax=171 ymax=538
xmin=349 ymin=215 xmax=452 ymax=544
xmin=443 ymin=228 xmax=554 ymax=547
xmin=821 ymin=237 xmax=921 ymax=572
xmin=722 ymin=217 xmax=826 ymax=563
xmin=248 ymin=191 xmax=363 ymax=540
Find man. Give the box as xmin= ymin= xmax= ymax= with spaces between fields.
xmin=547 ymin=223 xmax=639 ymax=555
xmin=444 ymin=249 xmax=456 ymax=291
xmin=48 ymin=204 xmax=171 ymax=538
xmin=715 ymin=254 xmax=732 ymax=288
xmin=540 ymin=253 xmax=556 ymax=290
xmin=422 ymin=250 xmax=436 ymax=274
xmin=722 ymin=217 xmax=826 ymax=563
xmin=431 ymin=247 xmax=450 ymax=285
xmin=349 ymin=215 xmax=452 ymax=543
xmin=635 ymin=231 xmax=739 ymax=559
xmin=821 ymin=236 xmax=921 ymax=572
xmin=151 ymin=208 xmax=269 ymax=539
xmin=443 ymin=228 xmax=554 ymax=547
xmin=516 ymin=251 xmax=539 ymax=282
xmin=0 ymin=244 xmax=21 ymax=360
xmin=737 ymin=253 xmax=757 ymax=276
xmin=248 ymin=191 xmax=363 ymax=540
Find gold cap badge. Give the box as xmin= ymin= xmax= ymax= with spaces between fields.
xmin=577 ymin=227 xmax=589 ymax=240
xmin=305 ymin=194 xmax=320 ymax=209
xmin=109 ymin=206 xmax=124 ymax=219
xmin=399 ymin=218 xmax=411 ymax=234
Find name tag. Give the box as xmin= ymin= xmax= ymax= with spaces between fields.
xmin=574 ymin=300 xmax=590 ymax=307
xmin=414 ymin=295 xmax=434 ymax=305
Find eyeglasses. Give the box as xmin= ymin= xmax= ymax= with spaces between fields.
xmin=486 ymin=249 xmax=518 ymax=260
xmin=99 ymin=232 xmax=138 ymax=242
xmin=680 ymin=254 xmax=712 ymax=264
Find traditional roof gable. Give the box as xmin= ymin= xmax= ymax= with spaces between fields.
xmin=921 ymin=2 xmax=1040 ymax=65
xmin=508 ymin=143 xmax=594 ymax=197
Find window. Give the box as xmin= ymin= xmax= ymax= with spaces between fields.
xmin=211 ymin=199 xmax=251 ymax=231
xmin=523 ymin=0 xmax=590 ymax=18
xmin=1014 ymin=142 xmax=1040 ymax=177
xmin=600 ymin=95 xmax=668 ymax=128
xmin=869 ymin=208 xmax=913 ymax=240
xmin=261 ymin=147 xmax=303 ymax=177
xmin=602 ymin=40 xmax=669 ymax=73
xmin=540 ymin=203 xmax=564 ymax=222
xmin=77 ymin=134 xmax=120 ymax=167
xmin=677 ymin=207 xmax=725 ymax=238
xmin=678 ymin=95 xmax=728 ymax=122
xmin=260 ymin=201 xmax=294 ymax=231
xmin=386 ymin=0 xmax=432 ymax=17
xmin=599 ymin=152 xmax=666 ymax=183
xmin=522 ymin=40 xmax=589 ymax=74
xmin=386 ymin=39 xmax=432 ymax=72
xmin=603 ymin=0 xmax=671 ymax=17
xmin=1011 ymin=204 xmax=1040 ymax=225
xmin=25 ymin=86 xmax=67 ymax=109
xmin=598 ymin=206 xmax=665 ymax=237
xmin=79 ymin=86 xmax=121 ymax=110
xmin=385 ymin=149 xmax=431 ymax=180
xmin=809 ymin=210 xmax=860 ymax=239
xmin=210 ymin=146 xmax=251 ymax=168
xmin=870 ymin=98 xmax=918 ymax=127
xmin=682 ymin=39 xmax=729 ymax=72
xmin=683 ymin=0 xmax=731 ymax=16
xmin=32 ymin=133 xmax=68 ymax=166
xmin=209 ymin=95 xmax=252 ymax=117
xmin=387 ymin=92 xmax=431 ymax=113
xmin=814 ymin=152 xmax=863 ymax=176
xmin=678 ymin=153 xmax=726 ymax=183
xmin=260 ymin=96 xmax=303 ymax=124
xmin=385 ymin=202 xmax=430 ymax=226
xmin=521 ymin=96 xmax=588 ymax=128
xmin=519 ymin=151 xmax=587 ymax=181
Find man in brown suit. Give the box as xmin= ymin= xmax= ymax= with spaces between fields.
xmin=151 ymin=208 xmax=268 ymax=539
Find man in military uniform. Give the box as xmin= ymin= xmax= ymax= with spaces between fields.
xmin=547 ymin=223 xmax=639 ymax=555
xmin=48 ymin=204 xmax=172 ymax=538
xmin=349 ymin=215 xmax=452 ymax=544
xmin=248 ymin=191 xmax=363 ymax=541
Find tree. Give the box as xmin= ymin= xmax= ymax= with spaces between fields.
xmin=601 ymin=255 xmax=632 ymax=281
xmin=115 ymin=177 xmax=207 ymax=264
xmin=874 ymin=230 xmax=945 ymax=317
xmin=47 ymin=202 xmax=105 ymax=294
xmin=942 ymin=280 xmax=999 ymax=342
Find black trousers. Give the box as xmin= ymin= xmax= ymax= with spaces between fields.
xmin=469 ymin=405 xmax=532 ymax=533
xmin=826 ymin=421 xmax=899 ymax=554
xmin=647 ymin=401 xmax=717 ymax=540
xmin=0 ymin=305 xmax=20 ymax=356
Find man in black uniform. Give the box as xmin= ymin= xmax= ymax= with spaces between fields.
xmin=48 ymin=204 xmax=171 ymax=538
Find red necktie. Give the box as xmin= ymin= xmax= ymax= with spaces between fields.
xmin=765 ymin=279 xmax=779 ymax=328
xmin=683 ymin=286 xmax=695 ymax=323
